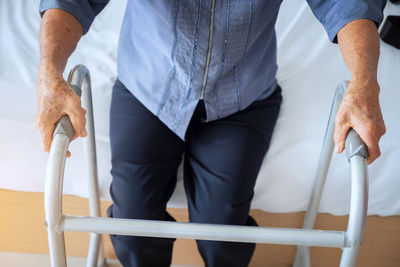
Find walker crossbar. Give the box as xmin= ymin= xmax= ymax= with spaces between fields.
xmin=44 ymin=65 xmax=369 ymax=267
xmin=61 ymin=215 xmax=346 ymax=248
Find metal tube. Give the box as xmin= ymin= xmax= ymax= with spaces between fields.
xmin=97 ymin=244 xmax=107 ymax=267
xmin=339 ymin=155 xmax=368 ymax=267
xmin=87 ymin=234 xmax=101 ymax=267
xmin=294 ymin=81 xmax=369 ymax=267
xmin=45 ymin=134 xmax=70 ymax=267
xmin=293 ymin=82 xmax=348 ymax=267
xmin=299 ymin=85 xmax=343 ymax=229
xmin=78 ymin=67 xmax=103 ymax=267
xmin=61 ymin=215 xmax=346 ymax=248
xmin=45 ymin=65 xmax=105 ymax=267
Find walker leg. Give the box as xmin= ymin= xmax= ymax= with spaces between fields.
xmin=79 ymin=65 xmax=106 ymax=267
xmin=86 ymin=233 xmax=101 ymax=267
xmin=86 ymin=232 xmax=108 ymax=267
xmin=47 ymin=229 xmax=67 ymax=267
xmin=293 ymin=84 xmax=342 ymax=267
xmin=339 ymin=155 xmax=368 ymax=267
xmin=294 ymin=82 xmax=369 ymax=267
xmin=339 ymin=247 xmax=360 ymax=267
xmin=45 ymin=132 xmax=71 ymax=267
xmin=97 ymin=243 xmax=108 ymax=267
xmin=293 ymin=246 xmax=311 ymax=267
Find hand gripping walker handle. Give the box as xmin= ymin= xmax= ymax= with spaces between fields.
xmin=52 ymin=65 xmax=88 ymax=140
xmin=335 ymin=81 xmax=368 ymax=161
xmin=345 ymin=129 xmax=368 ymax=160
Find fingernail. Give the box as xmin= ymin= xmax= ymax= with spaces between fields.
xmin=335 ymin=144 xmax=339 ymax=153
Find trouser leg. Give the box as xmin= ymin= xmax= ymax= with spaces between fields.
xmin=107 ymin=79 xmax=185 ymax=267
xmin=184 ymin=87 xmax=282 ymax=267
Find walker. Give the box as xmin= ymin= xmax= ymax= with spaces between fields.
xmin=44 ymin=65 xmax=369 ymax=267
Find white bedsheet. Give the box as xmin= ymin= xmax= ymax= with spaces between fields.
xmin=1 ymin=0 xmax=399 ymax=216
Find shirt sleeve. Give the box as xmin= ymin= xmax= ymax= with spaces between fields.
xmin=307 ymin=0 xmax=387 ymax=43
xmin=39 ymin=0 xmax=110 ymax=34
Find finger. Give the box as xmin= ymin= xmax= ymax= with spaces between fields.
xmin=66 ymin=94 xmax=83 ymax=139
xmin=80 ymin=108 xmax=88 ymax=137
xmin=367 ymin=143 xmax=380 ymax=164
xmin=34 ymin=116 xmax=39 ymax=130
xmin=67 ymin=150 xmax=71 ymax=158
xmin=353 ymin=126 xmax=380 ymax=164
xmin=68 ymin=108 xmax=86 ymax=140
xmin=334 ymin=119 xmax=351 ymax=154
xmin=77 ymin=107 xmax=88 ymax=137
xmin=39 ymin=123 xmax=55 ymax=153
xmin=364 ymin=137 xmax=380 ymax=164
xmin=81 ymin=127 xmax=88 ymax=138
xmin=377 ymin=123 xmax=387 ymax=142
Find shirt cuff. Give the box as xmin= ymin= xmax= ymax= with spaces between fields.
xmin=322 ymin=2 xmax=385 ymax=43
xmin=39 ymin=0 xmax=95 ymax=34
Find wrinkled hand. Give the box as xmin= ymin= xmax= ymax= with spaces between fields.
xmin=34 ymin=66 xmax=87 ymax=157
xmin=334 ymin=79 xmax=386 ymax=164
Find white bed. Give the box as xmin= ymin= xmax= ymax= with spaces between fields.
xmin=1 ymin=0 xmax=399 ymax=217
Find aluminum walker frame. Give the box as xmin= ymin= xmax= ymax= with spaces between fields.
xmin=45 ymin=65 xmax=369 ymax=267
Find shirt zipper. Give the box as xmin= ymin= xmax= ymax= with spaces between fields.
xmin=200 ymin=0 xmax=216 ymax=100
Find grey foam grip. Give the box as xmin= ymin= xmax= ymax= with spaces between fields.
xmin=53 ymin=115 xmax=75 ymax=140
xmin=69 ymin=84 xmax=82 ymax=98
xmin=345 ymin=129 xmax=368 ymax=160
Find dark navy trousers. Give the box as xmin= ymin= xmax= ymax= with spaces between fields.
xmin=107 ymin=79 xmax=282 ymax=267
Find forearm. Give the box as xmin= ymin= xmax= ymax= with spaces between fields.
xmin=39 ymin=8 xmax=83 ymax=75
xmin=35 ymin=9 xmax=86 ymax=155
xmin=334 ymin=19 xmax=386 ymax=164
xmin=337 ymin=19 xmax=380 ymax=91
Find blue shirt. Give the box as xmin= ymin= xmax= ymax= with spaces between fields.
xmin=40 ymin=0 xmax=385 ymax=140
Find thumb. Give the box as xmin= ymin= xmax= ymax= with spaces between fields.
xmin=334 ymin=120 xmax=351 ymax=154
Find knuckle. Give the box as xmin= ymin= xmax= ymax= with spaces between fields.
xmin=369 ymin=123 xmax=378 ymax=132
xmin=381 ymin=124 xmax=387 ymax=135
xmin=67 ymin=94 xmax=81 ymax=107
xmin=335 ymin=117 xmax=348 ymax=130
xmin=35 ymin=119 xmax=46 ymax=129
xmin=371 ymin=147 xmax=380 ymax=159
xmin=76 ymin=115 xmax=85 ymax=126
xmin=334 ymin=115 xmax=343 ymax=125
xmin=71 ymin=93 xmax=82 ymax=104
xmin=364 ymin=121 xmax=375 ymax=130
xmin=71 ymin=121 xmax=81 ymax=131
xmin=364 ymin=123 xmax=378 ymax=137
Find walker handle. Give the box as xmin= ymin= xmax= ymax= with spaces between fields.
xmin=52 ymin=65 xmax=88 ymax=140
xmin=345 ymin=129 xmax=368 ymax=160
xmin=334 ymin=82 xmax=368 ymax=161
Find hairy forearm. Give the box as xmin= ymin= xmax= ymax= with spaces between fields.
xmin=337 ymin=19 xmax=380 ymax=90
xmin=39 ymin=8 xmax=83 ymax=74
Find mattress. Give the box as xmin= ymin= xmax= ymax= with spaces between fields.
xmin=1 ymin=0 xmax=399 ymax=216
